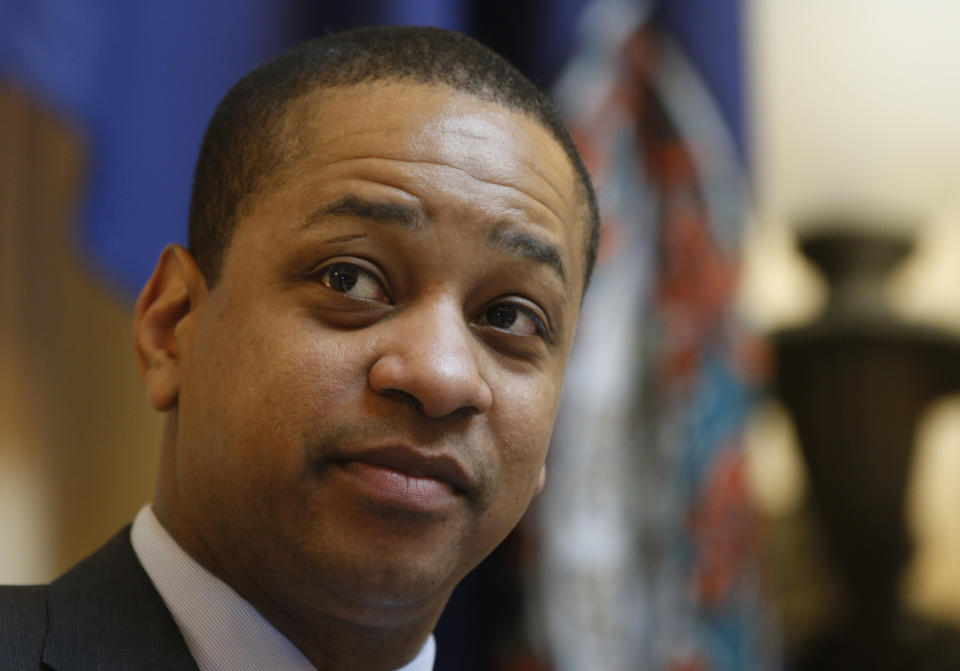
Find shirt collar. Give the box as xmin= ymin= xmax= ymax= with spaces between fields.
xmin=131 ymin=505 xmax=435 ymax=671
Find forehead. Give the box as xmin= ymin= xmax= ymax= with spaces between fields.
xmin=249 ymin=82 xmax=587 ymax=279
xmin=280 ymin=81 xmax=574 ymax=185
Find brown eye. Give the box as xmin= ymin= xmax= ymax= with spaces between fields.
xmin=319 ymin=262 xmax=389 ymax=303
xmin=486 ymin=305 xmax=519 ymax=329
xmin=480 ymin=303 xmax=544 ymax=338
xmin=326 ymin=264 xmax=359 ymax=292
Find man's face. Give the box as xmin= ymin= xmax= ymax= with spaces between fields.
xmin=163 ymin=82 xmax=586 ymax=624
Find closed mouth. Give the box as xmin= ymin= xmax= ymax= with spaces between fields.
xmin=330 ymin=444 xmax=475 ymax=496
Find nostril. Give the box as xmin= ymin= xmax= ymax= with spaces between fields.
xmin=378 ymin=388 xmax=424 ymax=413
xmin=446 ymin=405 xmax=479 ymax=422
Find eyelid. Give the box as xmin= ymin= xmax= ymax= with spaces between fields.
xmin=308 ymin=254 xmax=376 ymax=276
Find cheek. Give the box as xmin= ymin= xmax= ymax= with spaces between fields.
xmin=467 ymin=390 xmax=555 ymax=559
xmin=489 ymin=373 xmax=560 ymax=491
xmin=235 ymin=330 xmax=374 ymax=444
xmin=183 ymin=315 xmax=376 ymax=489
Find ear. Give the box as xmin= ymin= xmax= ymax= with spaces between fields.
xmin=133 ymin=244 xmax=207 ymax=412
xmin=534 ymin=463 xmax=547 ymax=496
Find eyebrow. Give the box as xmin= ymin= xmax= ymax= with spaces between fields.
xmin=303 ymin=195 xmax=429 ymax=231
xmin=302 ymin=195 xmax=568 ymax=287
xmin=488 ymin=224 xmax=567 ymax=286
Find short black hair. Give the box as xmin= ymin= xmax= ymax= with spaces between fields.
xmin=188 ymin=25 xmax=599 ymax=289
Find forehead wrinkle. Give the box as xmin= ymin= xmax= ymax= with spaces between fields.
xmin=300 ymin=194 xmax=430 ymax=232
xmin=405 ymin=154 xmax=572 ymax=226
xmin=287 ymin=154 xmax=573 ymax=229
xmin=488 ymin=224 xmax=568 ymax=289
xmin=407 ymin=109 xmax=576 ymax=215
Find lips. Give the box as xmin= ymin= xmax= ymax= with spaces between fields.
xmin=327 ymin=445 xmax=477 ymax=511
xmin=343 ymin=445 xmax=474 ymax=492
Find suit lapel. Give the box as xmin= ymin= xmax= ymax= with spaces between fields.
xmin=42 ymin=526 xmax=200 ymax=671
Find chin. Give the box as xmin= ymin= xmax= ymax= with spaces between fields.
xmin=266 ymin=533 xmax=467 ymax=622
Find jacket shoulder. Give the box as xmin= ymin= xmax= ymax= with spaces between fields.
xmin=42 ymin=526 xmax=198 ymax=670
xmin=0 ymin=583 xmax=47 ymax=669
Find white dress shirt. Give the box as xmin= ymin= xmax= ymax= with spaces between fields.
xmin=131 ymin=505 xmax=435 ymax=671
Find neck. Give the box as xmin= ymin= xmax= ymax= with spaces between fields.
xmin=248 ymin=596 xmax=438 ymax=671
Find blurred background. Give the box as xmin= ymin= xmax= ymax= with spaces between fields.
xmin=5 ymin=1 xmax=960 ymax=669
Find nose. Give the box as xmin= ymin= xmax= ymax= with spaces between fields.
xmin=368 ymin=300 xmax=493 ymax=419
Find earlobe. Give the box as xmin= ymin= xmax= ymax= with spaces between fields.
xmin=534 ymin=463 xmax=547 ymax=495
xmin=133 ymin=244 xmax=207 ymax=412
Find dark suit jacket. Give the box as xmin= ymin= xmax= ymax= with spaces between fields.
xmin=0 ymin=526 xmax=200 ymax=670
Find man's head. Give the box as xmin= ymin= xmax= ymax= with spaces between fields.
xmin=134 ymin=26 xmax=597 ymax=666
xmin=188 ymin=25 xmax=599 ymax=289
